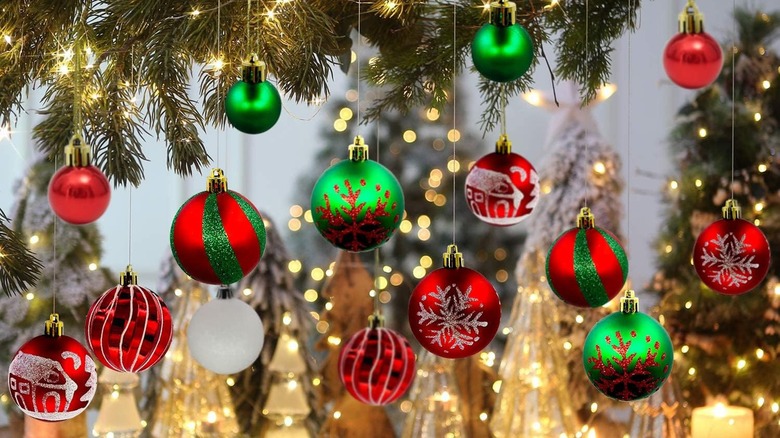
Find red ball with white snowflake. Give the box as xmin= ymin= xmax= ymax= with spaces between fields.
xmin=693 ymin=201 xmax=770 ymax=295
xmin=85 ymin=267 xmax=173 ymax=372
xmin=7 ymin=314 xmax=98 ymax=422
xmin=311 ymin=136 xmax=404 ymax=252
xmin=408 ymin=246 xmax=501 ymax=359
xmin=338 ymin=319 xmax=415 ymax=405
xmin=465 ymin=135 xmax=539 ymax=226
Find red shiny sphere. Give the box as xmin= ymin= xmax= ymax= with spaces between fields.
xmin=409 ymin=267 xmax=501 ymax=358
xmin=7 ymin=335 xmax=98 ymax=422
xmin=663 ymin=32 xmax=723 ymax=89
xmin=48 ymin=165 xmax=111 ymax=225
xmin=465 ymin=151 xmax=539 ymax=226
xmin=86 ymin=285 xmax=173 ymax=372
xmin=693 ymin=218 xmax=770 ymax=295
xmin=338 ymin=327 xmax=415 ymax=405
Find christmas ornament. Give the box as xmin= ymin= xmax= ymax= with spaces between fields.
xmin=545 ymin=207 xmax=628 ymax=307
xmin=338 ymin=315 xmax=415 ymax=405
xmin=663 ymin=1 xmax=722 ymax=89
xmin=85 ymin=266 xmax=173 ymax=372
xmin=225 ymin=54 xmax=282 ymax=134
xmin=693 ymin=199 xmax=770 ymax=295
xmin=311 ymin=136 xmax=404 ymax=252
xmin=465 ymin=134 xmax=539 ymax=225
xmin=7 ymin=314 xmax=98 ymax=421
xmin=48 ymin=135 xmax=111 ymax=225
xmin=471 ymin=0 xmax=534 ymax=82
xmin=409 ymin=245 xmax=501 ymax=359
xmin=187 ymin=286 xmax=264 ymax=374
xmin=170 ymin=168 xmax=266 ymax=285
xmin=583 ymin=291 xmax=673 ymax=401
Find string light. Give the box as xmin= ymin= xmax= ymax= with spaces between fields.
xmin=762 ymin=80 xmax=771 ymax=89
xmin=592 ymin=161 xmax=606 ymax=174
xmin=736 ymin=358 xmax=746 ymax=370
xmin=25 ymin=292 xmax=34 ymax=301
xmin=698 ymin=127 xmax=708 ymax=137
xmin=669 ymin=180 xmax=678 ymax=190
xmin=0 ymin=124 xmax=9 ymax=140
xmin=754 ymin=112 xmax=762 ymax=122
xmin=758 ymin=163 xmax=767 ymax=172
xmin=88 ymin=262 xmax=98 ymax=271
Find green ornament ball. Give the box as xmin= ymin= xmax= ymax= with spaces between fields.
xmin=310 ymin=159 xmax=404 ymax=252
xmin=225 ymin=80 xmax=282 ymax=134
xmin=471 ymin=23 xmax=534 ymax=82
xmin=583 ymin=311 xmax=673 ymax=401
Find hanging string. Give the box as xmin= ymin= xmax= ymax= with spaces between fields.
xmin=356 ymin=0 xmax=362 ymax=129
xmin=626 ymin=0 xmax=633 ymax=255
xmin=128 ymin=189 xmax=133 ymax=264
xmin=373 ymin=249 xmax=381 ymax=316
xmin=216 ymin=0 xmax=222 ymax=168
xmin=451 ymin=3 xmax=457 ymax=245
xmin=500 ymin=84 xmax=507 ymax=137
xmin=73 ymin=40 xmax=83 ymax=135
xmin=583 ymin=0 xmax=589 ymax=209
xmin=52 ymin=155 xmax=58 ymax=315
xmin=246 ymin=0 xmax=251 ymax=51
xmin=730 ymin=0 xmax=736 ymax=199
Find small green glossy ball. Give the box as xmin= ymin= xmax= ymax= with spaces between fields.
xmin=471 ymin=23 xmax=534 ymax=82
xmin=225 ymin=80 xmax=282 ymax=134
xmin=310 ymin=159 xmax=404 ymax=252
xmin=583 ymin=311 xmax=674 ymax=401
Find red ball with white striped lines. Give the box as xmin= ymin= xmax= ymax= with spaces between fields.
xmin=85 ymin=277 xmax=173 ymax=372
xmin=338 ymin=326 xmax=415 ymax=406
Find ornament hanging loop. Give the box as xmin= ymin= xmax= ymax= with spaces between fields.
xmin=443 ymin=244 xmax=464 ymax=269
xmin=45 ymin=313 xmax=64 ymax=337
xmin=368 ymin=313 xmax=384 ymax=329
xmin=490 ymin=0 xmax=516 ymax=27
xmin=241 ymin=54 xmax=267 ymax=85
xmin=620 ymin=289 xmax=638 ymax=314
xmin=120 ymin=265 xmax=138 ymax=286
xmin=577 ymin=207 xmax=595 ymax=229
xmin=678 ymin=0 xmax=704 ymax=34
xmin=64 ymin=135 xmax=91 ymax=167
xmin=349 ymin=135 xmax=369 ymax=162
xmin=495 ymin=134 xmax=512 ymax=154
xmin=207 ymin=168 xmax=228 ymax=193
xmin=722 ymin=199 xmax=742 ymax=219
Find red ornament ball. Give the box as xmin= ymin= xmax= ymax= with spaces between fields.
xmin=546 ymin=226 xmax=628 ymax=307
xmin=338 ymin=327 xmax=415 ymax=405
xmin=170 ymin=171 xmax=266 ymax=285
xmin=85 ymin=283 xmax=173 ymax=372
xmin=663 ymin=32 xmax=723 ymax=89
xmin=693 ymin=218 xmax=770 ymax=295
xmin=48 ymin=165 xmax=111 ymax=225
xmin=8 ymin=335 xmax=98 ymax=421
xmin=409 ymin=266 xmax=501 ymax=358
xmin=465 ymin=151 xmax=539 ymax=226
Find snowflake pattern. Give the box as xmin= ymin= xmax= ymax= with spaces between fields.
xmin=315 ymin=179 xmax=398 ymax=251
xmin=586 ymin=330 xmax=669 ymax=401
xmin=699 ymin=232 xmax=759 ymax=288
xmin=416 ymin=283 xmax=488 ymax=353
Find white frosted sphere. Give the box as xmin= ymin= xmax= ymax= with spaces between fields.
xmin=187 ymin=298 xmax=264 ymax=374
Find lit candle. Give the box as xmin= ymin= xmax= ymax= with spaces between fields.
xmin=691 ymin=403 xmax=753 ymax=438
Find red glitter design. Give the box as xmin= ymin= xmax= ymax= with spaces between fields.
xmin=586 ymin=331 xmax=665 ymax=401
xmin=315 ymin=179 xmax=393 ymax=251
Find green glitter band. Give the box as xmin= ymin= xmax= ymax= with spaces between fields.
xmin=573 ymin=229 xmax=609 ymax=307
xmin=229 ymin=191 xmax=267 ymax=257
xmin=597 ymin=228 xmax=629 ymax=281
xmin=203 ymin=194 xmax=243 ymax=284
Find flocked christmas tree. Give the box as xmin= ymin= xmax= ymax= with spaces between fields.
xmin=491 ymin=82 xmax=625 ymax=437
xmin=146 ymin=255 xmax=241 ymax=437
xmin=651 ymin=8 xmax=780 ymax=437
xmin=231 ymin=215 xmax=320 ymax=436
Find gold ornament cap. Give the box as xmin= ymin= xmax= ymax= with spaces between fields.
xmin=577 ymin=207 xmax=595 ymax=229
xmin=495 ymin=134 xmax=512 ymax=154
xmin=722 ymin=198 xmax=742 ymax=219
xmin=216 ymin=285 xmax=234 ymax=299
xmin=120 ymin=265 xmax=138 ymax=286
xmin=368 ymin=314 xmax=384 ymax=329
xmin=45 ymin=313 xmax=64 ymax=337
xmin=64 ymin=135 xmax=91 ymax=167
xmin=678 ymin=0 xmax=705 ymax=34
xmin=490 ymin=0 xmax=517 ymax=27
xmin=207 ymin=168 xmax=228 ymax=193
xmin=443 ymin=244 xmax=464 ymax=269
xmin=620 ymin=290 xmax=639 ymax=314
xmin=348 ymin=135 xmax=369 ymax=162
xmin=241 ymin=53 xmax=268 ymax=85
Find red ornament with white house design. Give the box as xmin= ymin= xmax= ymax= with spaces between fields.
xmin=409 ymin=246 xmax=501 ymax=359
xmin=465 ymin=135 xmax=539 ymax=226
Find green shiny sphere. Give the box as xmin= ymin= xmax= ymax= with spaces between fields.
xmin=310 ymin=159 xmax=404 ymax=252
xmin=471 ymin=23 xmax=534 ymax=82
xmin=583 ymin=311 xmax=673 ymax=401
xmin=225 ymin=80 xmax=282 ymax=134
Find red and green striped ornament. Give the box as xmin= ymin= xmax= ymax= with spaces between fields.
xmin=170 ymin=168 xmax=266 ymax=285
xmin=546 ymin=207 xmax=628 ymax=308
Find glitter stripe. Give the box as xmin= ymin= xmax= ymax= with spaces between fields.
xmin=203 ymin=194 xmax=243 ymax=284
xmin=228 ymin=191 xmax=266 ymax=258
xmin=597 ymin=228 xmax=629 ymax=280
xmin=573 ymin=229 xmax=609 ymax=307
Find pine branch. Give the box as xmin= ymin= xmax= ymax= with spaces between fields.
xmin=0 ymin=210 xmax=42 ymax=297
